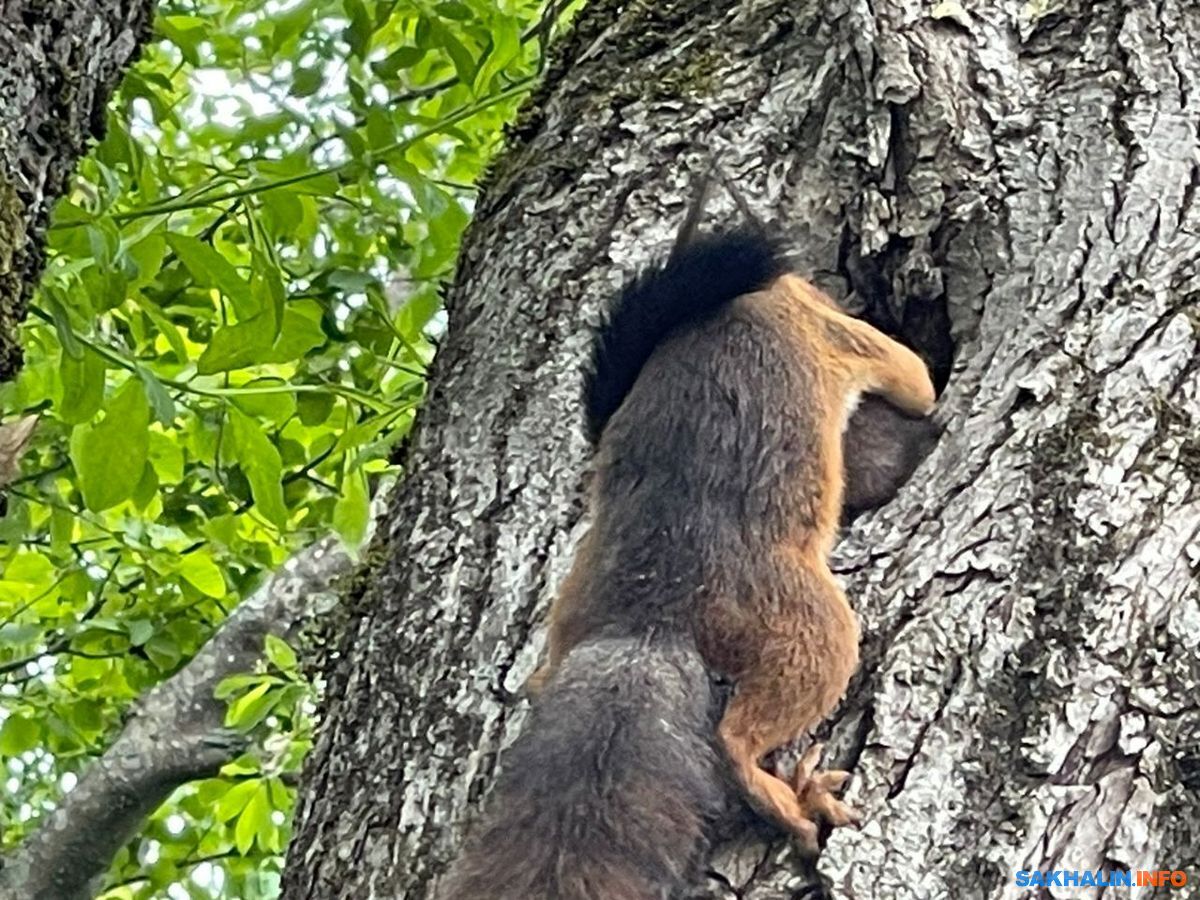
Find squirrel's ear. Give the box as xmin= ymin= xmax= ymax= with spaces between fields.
xmin=712 ymin=164 xmax=765 ymax=235
xmin=670 ymin=158 xmax=770 ymax=262
xmin=669 ymin=163 xmax=717 ymax=261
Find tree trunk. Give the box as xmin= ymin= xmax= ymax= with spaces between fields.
xmin=0 ymin=0 xmax=154 ymax=382
xmin=283 ymin=0 xmax=1200 ymax=896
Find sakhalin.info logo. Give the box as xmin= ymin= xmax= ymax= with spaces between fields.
xmin=1014 ymin=870 xmax=1188 ymax=888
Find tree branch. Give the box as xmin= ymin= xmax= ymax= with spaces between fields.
xmin=0 ymin=537 xmax=354 ymax=900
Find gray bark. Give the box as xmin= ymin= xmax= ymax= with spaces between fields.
xmin=284 ymin=0 xmax=1200 ymax=897
xmin=0 ymin=0 xmax=153 ymax=381
xmin=0 ymin=538 xmax=353 ymax=900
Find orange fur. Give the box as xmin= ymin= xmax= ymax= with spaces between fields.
xmin=706 ymin=276 xmax=931 ymax=844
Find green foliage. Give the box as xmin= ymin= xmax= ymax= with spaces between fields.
xmin=0 ymin=0 xmax=575 ymax=896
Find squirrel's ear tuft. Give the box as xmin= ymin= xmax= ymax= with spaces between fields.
xmin=671 ymin=160 xmax=771 ymax=260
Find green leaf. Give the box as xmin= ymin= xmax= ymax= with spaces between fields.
xmin=133 ymin=294 xmax=189 ymax=363
xmin=145 ymin=632 xmax=181 ymax=670
xmin=227 ymin=407 xmax=288 ymax=528
xmin=222 ymin=753 xmax=262 ymax=777
xmin=251 ymin=250 xmax=287 ymax=330
xmin=147 ymin=430 xmax=185 ymax=483
xmin=291 ymin=67 xmax=324 ymax=98
xmin=45 ymin=292 xmax=84 ymax=360
xmin=0 ymin=553 xmax=54 ymax=598
xmin=50 ymin=199 xmax=94 ymax=229
xmin=78 ymin=617 xmax=127 ymax=635
xmin=147 ymin=858 xmax=179 ymax=889
xmin=343 ymin=0 xmax=375 ymax=58
xmin=127 ymin=619 xmax=155 ymax=646
xmin=434 ymin=22 xmax=478 ymax=87
xmin=372 ymin=46 xmax=425 ymax=79
xmin=235 ymin=783 xmax=272 ymax=854
xmin=327 ymin=269 xmax=375 ymax=292
xmin=69 ymin=699 xmax=104 ymax=734
xmin=166 ymin=234 xmax=255 ymax=318
xmin=474 ymin=18 xmax=521 ymax=93
xmin=239 ymin=112 xmax=294 ymax=144
xmin=333 ymin=465 xmax=370 ymax=550
xmin=69 ymin=378 xmax=150 ymax=512
xmin=226 ymin=681 xmax=276 ymax=731
xmin=215 ymin=673 xmax=269 ymax=701
xmin=334 ymin=410 xmax=402 ymax=455
xmin=415 ymin=13 xmax=434 ymax=49
xmin=202 ymin=513 xmax=238 ymax=547
xmin=0 ymin=624 xmax=40 ymax=644
xmin=398 ymin=289 xmax=441 ymax=337
xmin=196 ymin=314 xmax=276 ymax=374
xmin=297 ymin=391 xmax=335 ymax=425
xmin=374 ymin=0 xmax=396 ymax=27
xmin=157 ymin=15 xmax=209 ymax=66
xmin=82 ymin=266 xmax=128 ymax=313
xmin=50 ymin=506 xmax=74 ymax=552
xmin=216 ymin=778 xmax=261 ymax=822
xmin=197 ymin=310 xmax=324 ymax=374
xmin=436 ymin=1 xmax=472 ymax=19
xmin=131 ymin=460 xmax=158 ymax=509
xmin=275 ymin=307 xmax=328 ymax=360
xmin=265 ymin=635 xmax=298 ymax=672
xmin=0 ymin=714 xmax=40 ymax=755
xmin=365 ymin=106 xmax=396 ymax=152
xmin=178 ymin=551 xmax=226 ymax=598
xmin=85 ymin=220 xmax=117 ymax=268
xmin=126 ymin=233 xmax=166 ymax=288
xmin=231 ymin=378 xmax=297 ymax=424
xmin=58 ymin=348 xmax=106 ymax=424
xmin=272 ymin=1 xmax=314 ymax=47
xmin=136 ymin=365 xmax=177 ymax=425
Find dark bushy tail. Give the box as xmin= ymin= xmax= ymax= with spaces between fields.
xmin=436 ymin=639 xmax=725 ymax=900
xmin=584 ymin=230 xmax=789 ymax=443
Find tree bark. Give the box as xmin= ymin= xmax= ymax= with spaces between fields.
xmin=0 ymin=537 xmax=353 ymax=900
xmin=0 ymin=0 xmax=154 ymax=382
xmin=284 ymin=0 xmax=1200 ymax=897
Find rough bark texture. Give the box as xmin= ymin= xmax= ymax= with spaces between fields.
xmin=0 ymin=0 xmax=154 ymax=381
xmin=0 ymin=538 xmax=352 ymax=900
xmin=284 ymin=0 xmax=1200 ymax=897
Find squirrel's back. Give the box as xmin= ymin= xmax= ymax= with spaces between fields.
xmin=571 ymin=254 xmax=846 ymax=656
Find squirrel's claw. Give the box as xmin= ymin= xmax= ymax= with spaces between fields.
xmin=790 ymin=743 xmax=861 ymax=831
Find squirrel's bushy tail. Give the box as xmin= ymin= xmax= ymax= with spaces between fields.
xmin=437 ymin=638 xmax=724 ymax=900
xmin=584 ymin=230 xmax=788 ymax=443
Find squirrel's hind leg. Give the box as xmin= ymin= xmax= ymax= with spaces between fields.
xmin=715 ymin=600 xmax=860 ymax=851
xmin=718 ymin=702 xmax=821 ymax=851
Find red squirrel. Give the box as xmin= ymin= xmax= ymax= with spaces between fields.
xmin=439 ymin=209 xmax=937 ymax=899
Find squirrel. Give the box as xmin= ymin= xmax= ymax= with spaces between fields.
xmin=438 ymin=202 xmax=937 ymax=900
